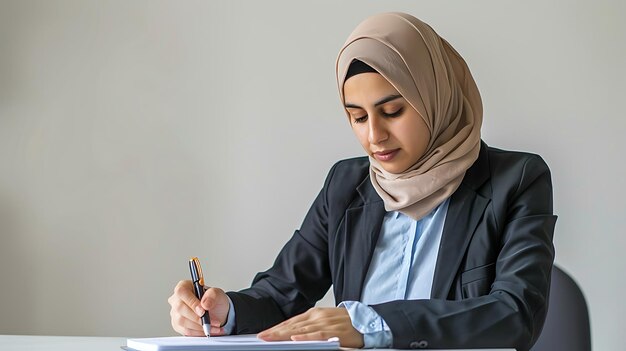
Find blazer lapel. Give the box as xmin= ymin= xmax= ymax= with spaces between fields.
xmin=430 ymin=185 xmax=489 ymax=298
xmin=342 ymin=176 xmax=386 ymax=302
xmin=431 ymin=140 xmax=491 ymax=299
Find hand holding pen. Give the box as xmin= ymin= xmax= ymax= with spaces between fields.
xmin=167 ymin=257 xmax=231 ymax=337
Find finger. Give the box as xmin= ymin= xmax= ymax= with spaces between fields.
xmin=258 ymin=310 xmax=312 ymax=337
xmin=295 ymin=331 xmax=362 ymax=348
xmin=200 ymin=287 xmax=231 ymax=328
xmin=260 ymin=307 xmax=337 ymax=336
xmin=200 ymin=287 xmax=225 ymax=310
xmin=171 ymin=297 xmax=206 ymax=327
xmin=174 ymin=280 xmax=205 ymax=317
xmin=209 ymin=326 xmax=225 ymax=336
xmin=290 ymin=331 xmax=332 ymax=341
xmin=171 ymin=313 xmax=204 ymax=336
xmin=180 ymin=316 xmax=205 ymax=333
xmin=169 ymin=295 xmax=204 ymax=333
xmin=172 ymin=305 xmax=224 ymax=336
xmin=257 ymin=320 xmax=292 ymax=339
xmin=177 ymin=327 xmax=206 ymax=337
xmin=170 ymin=308 xmax=204 ymax=333
xmin=258 ymin=331 xmax=292 ymax=341
xmin=259 ymin=321 xmax=319 ymax=341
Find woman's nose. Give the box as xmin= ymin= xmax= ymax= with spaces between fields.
xmin=368 ymin=116 xmax=388 ymax=144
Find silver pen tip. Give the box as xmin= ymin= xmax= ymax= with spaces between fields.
xmin=203 ymin=324 xmax=211 ymax=338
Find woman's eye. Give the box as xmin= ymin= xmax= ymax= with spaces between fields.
xmin=383 ymin=107 xmax=404 ymax=117
xmin=351 ymin=107 xmax=402 ymax=124
xmin=353 ymin=116 xmax=367 ymax=124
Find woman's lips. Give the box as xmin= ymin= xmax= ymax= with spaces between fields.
xmin=373 ymin=149 xmax=399 ymax=162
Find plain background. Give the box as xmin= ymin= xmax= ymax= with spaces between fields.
xmin=0 ymin=0 xmax=624 ymax=350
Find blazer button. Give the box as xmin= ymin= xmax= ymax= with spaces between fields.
xmin=409 ymin=340 xmax=429 ymax=349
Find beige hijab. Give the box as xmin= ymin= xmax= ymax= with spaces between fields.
xmin=335 ymin=12 xmax=483 ymax=221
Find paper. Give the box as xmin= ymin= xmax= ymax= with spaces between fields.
xmin=125 ymin=334 xmax=340 ymax=351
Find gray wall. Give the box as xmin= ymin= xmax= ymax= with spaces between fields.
xmin=0 ymin=0 xmax=624 ymax=349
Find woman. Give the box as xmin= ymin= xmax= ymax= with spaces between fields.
xmin=168 ymin=11 xmax=557 ymax=350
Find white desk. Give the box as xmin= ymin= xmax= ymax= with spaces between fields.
xmin=0 ymin=335 xmax=514 ymax=350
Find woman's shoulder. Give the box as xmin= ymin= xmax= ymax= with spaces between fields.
xmin=325 ymin=156 xmax=370 ymax=185
xmin=477 ymin=142 xmax=554 ymax=210
xmin=319 ymin=156 xmax=371 ymax=203
xmin=483 ymin=143 xmax=552 ymax=176
xmin=475 ymin=142 xmax=555 ymax=225
xmin=329 ymin=155 xmax=370 ymax=176
xmin=462 ymin=141 xmax=554 ymax=203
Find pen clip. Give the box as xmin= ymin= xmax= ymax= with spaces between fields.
xmin=189 ymin=257 xmax=205 ymax=286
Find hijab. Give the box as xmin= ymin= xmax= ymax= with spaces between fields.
xmin=335 ymin=11 xmax=483 ymax=221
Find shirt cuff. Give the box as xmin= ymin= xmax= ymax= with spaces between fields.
xmin=338 ymin=300 xmax=392 ymax=348
xmin=221 ymin=295 xmax=236 ymax=335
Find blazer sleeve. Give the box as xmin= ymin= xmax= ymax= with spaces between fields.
xmin=224 ymin=162 xmax=338 ymax=334
xmin=370 ymin=154 xmax=557 ymax=351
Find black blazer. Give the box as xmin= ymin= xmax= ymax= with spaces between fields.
xmin=226 ymin=140 xmax=557 ymax=351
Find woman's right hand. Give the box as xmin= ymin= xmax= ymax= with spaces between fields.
xmin=167 ymin=280 xmax=231 ymax=336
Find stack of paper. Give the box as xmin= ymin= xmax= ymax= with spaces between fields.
xmin=125 ymin=334 xmax=340 ymax=351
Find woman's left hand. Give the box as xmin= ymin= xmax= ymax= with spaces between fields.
xmin=257 ymin=307 xmax=364 ymax=349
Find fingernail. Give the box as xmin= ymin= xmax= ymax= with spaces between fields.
xmin=195 ymin=306 xmax=205 ymax=317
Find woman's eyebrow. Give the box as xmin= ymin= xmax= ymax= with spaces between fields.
xmin=345 ymin=94 xmax=402 ymax=109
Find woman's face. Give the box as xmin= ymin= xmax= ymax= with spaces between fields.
xmin=343 ymin=72 xmax=430 ymax=174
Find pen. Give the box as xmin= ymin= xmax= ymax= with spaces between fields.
xmin=189 ymin=257 xmax=211 ymax=337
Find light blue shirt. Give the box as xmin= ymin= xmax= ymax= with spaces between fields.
xmin=221 ymin=198 xmax=450 ymax=348
xmin=339 ymin=198 xmax=450 ymax=348
xmin=222 ymin=297 xmax=236 ymax=335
